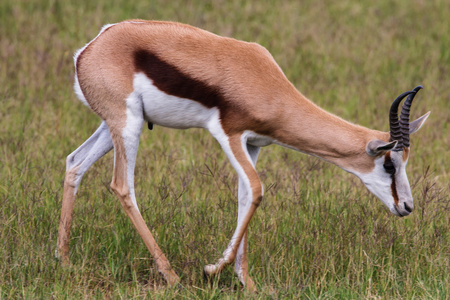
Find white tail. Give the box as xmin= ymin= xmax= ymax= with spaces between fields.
xmin=56 ymin=20 xmax=430 ymax=291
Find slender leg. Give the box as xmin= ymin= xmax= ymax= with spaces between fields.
xmin=108 ymin=103 xmax=180 ymax=286
xmin=57 ymin=121 xmax=113 ymax=263
xmin=234 ymin=144 xmax=260 ymax=291
xmin=204 ymin=131 xmax=263 ymax=290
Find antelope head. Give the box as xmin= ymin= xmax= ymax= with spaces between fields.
xmin=362 ymin=86 xmax=430 ymax=217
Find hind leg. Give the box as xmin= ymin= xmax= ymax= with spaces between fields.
xmin=57 ymin=121 xmax=113 ymax=264
xmin=107 ymin=100 xmax=180 ymax=285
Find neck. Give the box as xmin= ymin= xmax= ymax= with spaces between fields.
xmin=271 ymin=90 xmax=389 ymax=173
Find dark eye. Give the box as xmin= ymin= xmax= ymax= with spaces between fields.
xmin=383 ymin=162 xmax=396 ymax=175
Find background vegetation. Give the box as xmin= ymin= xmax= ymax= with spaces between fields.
xmin=1 ymin=0 xmax=448 ymax=298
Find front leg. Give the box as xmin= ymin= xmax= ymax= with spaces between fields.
xmin=234 ymin=144 xmax=260 ymax=290
xmin=204 ymin=131 xmax=262 ymax=290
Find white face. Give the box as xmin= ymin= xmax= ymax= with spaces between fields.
xmin=355 ymin=150 xmax=414 ymax=217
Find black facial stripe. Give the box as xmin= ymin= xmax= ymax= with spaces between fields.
xmin=384 ymin=152 xmax=399 ymax=205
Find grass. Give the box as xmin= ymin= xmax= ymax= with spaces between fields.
xmin=1 ymin=0 xmax=449 ymax=298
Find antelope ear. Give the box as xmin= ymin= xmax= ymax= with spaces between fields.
xmin=410 ymin=111 xmax=430 ymax=134
xmin=366 ymin=139 xmax=398 ymax=156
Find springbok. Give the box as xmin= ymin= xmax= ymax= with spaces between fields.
xmin=57 ymin=20 xmax=430 ymax=291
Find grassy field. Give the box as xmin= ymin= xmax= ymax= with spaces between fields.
xmin=1 ymin=0 xmax=449 ymax=298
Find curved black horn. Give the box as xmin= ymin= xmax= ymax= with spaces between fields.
xmin=389 ymin=90 xmax=415 ymax=150
xmin=400 ymin=85 xmax=423 ymax=148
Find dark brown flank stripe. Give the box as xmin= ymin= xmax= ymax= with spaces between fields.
xmin=134 ymin=49 xmax=226 ymax=108
xmin=384 ymin=152 xmax=399 ymax=205
xmin=133 ymin=49 xmax=275 ymax=136
xmin=133 ymin=49 xmax=244 ymax=133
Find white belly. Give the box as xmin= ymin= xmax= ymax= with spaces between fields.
xmin=133 ymin=72 xmax=216 ymax=129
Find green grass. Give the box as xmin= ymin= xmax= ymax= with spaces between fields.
xmin=1 ymin=0 xmax=449 ymax=298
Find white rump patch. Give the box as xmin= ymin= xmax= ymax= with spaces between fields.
xmin=73 ymin=23 xmax=118 ymax=108
xmin=73 ymin=21 xmax=144 ymax=108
